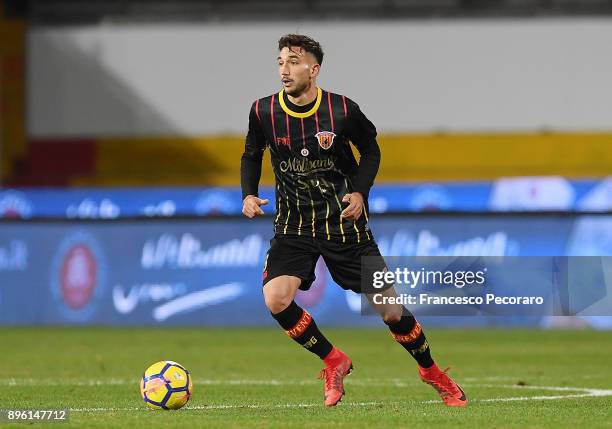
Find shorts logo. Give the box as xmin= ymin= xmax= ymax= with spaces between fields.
xmin=262 ymin=252 xmax=269 ymax=281
xmin=315 ymin=131 xmax=336 ymax=150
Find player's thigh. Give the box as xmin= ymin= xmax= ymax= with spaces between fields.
xmin=320 ymin=239 xmax=389 ymax=294
xmin=262 ymin=236 xmax=320 ymax=291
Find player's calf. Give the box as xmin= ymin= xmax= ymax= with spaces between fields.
xmin=264 ymin=276 xmax=335 ymax=360
xmin=386 ymin=316 xmax=434 ymax=368
xmin=270 ymin=300 xmax=334 ymax=359
xmin=264 ymin=275 xmax=355 ymax=406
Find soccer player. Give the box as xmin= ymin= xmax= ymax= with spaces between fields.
xmin=241 ymin=34 xmax=467 ymax=407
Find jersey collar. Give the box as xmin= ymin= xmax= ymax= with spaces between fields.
xmin=278 ymin=87 xmax=323 ymax=118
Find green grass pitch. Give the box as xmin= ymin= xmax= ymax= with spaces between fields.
xmin=1 ymin=327 xmax=611 ymax=428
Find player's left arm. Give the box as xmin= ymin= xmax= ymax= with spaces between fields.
xmin=341 ymin=100 xmax=381 ymax=221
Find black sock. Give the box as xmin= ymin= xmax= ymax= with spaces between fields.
xmin=271 ymin=301 xmax=333 ymax=359
xmin=386 ymin=313 xmax=434 ymax=368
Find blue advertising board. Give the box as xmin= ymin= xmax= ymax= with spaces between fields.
xmin=1 ymin=214 xmax=610 ymax=327
xmin=0 ymin=177 xmax=609 ymax=219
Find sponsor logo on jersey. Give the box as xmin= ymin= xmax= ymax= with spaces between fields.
xmin=279 ymin=157 xmax=336 ymax=174
xmin=276 ymin=136 xmax=290 ymax=147
xmin=315 ymin=131 xmax=336 ymax=150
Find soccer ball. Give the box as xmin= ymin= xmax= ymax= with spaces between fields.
xmin=140 ymin=360 xmax=193 ymax=410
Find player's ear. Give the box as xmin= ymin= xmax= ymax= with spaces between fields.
xmin=310 ymin=63 xmax=320 ymax=78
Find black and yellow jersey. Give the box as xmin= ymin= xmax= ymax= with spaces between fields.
xmin=241 ymin=87 xmax=380 ymax=243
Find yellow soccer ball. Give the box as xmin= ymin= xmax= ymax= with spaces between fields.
xmin=140 ymin=360 xmax=193 ymax=410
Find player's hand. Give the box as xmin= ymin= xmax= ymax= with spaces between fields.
xmin=341 ymin=192 xmax=364 ymax=221
xmin=242 ymin=195 xmax=269 ymax=218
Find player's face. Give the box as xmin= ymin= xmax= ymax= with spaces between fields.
xmin=277 ymin=46 xmax=319 ymax=97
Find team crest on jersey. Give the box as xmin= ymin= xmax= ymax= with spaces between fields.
xmin=315 ymin=131 xmax=336 ymax=150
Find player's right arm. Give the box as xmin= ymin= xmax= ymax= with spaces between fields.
xmin=241 ymin=101 xmax=269 ymax=218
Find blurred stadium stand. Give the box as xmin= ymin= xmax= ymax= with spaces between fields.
xmin=10 ymin=0 xmax=612 ymax=23
xmin=6 ymin=134 xmax=610 ymax=187
xmin=0 ymin=1 xmax=26 ymax=185
xmin=1 ymin=0 xmax=611 ymax=188
xmin=0 ymin=0 xmax=612 ymax=186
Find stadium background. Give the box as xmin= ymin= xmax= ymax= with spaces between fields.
xmin=0 ymin=0 xmax=611 ymax=327
xmin=1 ymin=2 xmax=612 ymax=428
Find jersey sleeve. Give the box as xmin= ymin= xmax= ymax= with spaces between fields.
xmin=344 ymin=99 xmax=381 ymax=199
xmin=240 ymin=101 xmax=267 ymax=200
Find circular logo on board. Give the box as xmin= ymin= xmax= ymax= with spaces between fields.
xmin=60 ymin=245 xmax=97 ymax=309
xmin=51 ymin=231 xmax=107 ymax=322
xmin=0 ymin=190 xmax=32 ymax=219
xmin=301 ymin=148 xmax=309 ymax=156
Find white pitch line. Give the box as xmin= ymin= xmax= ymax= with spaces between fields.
xmin=70 ymin=401 xmax=392 ymax=412
xmin=466 ymin=384 xmax=610 ymax=392
xmin=0 ymin=378 xmax=132 ymax=387
xmin=461 ymin=384 xmax=612 ymax=403
xmin=69 ymin=384 xmax=612 ymax=412
xmin=70 ymin=390 xmax=612 ymax=412
xmin=464 ymin=376 xmax=518 ymax=382
xmin=0 ymin=378 xmax=414 ymax=387
xmin=4 ymin=377 xmax=612 ymax=410
xmin=479 ymin=385 xmax=612 ymax=402
xmin=478 ymin=393 xmax=609 ymax=402
xmin=5 ymin=379 xmax=610 ymax=392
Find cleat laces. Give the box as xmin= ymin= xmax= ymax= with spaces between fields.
xmin=424 ymin=367 xmax=461 ymax=399
xmin=319 ymin=366 xmax=343 ymax=394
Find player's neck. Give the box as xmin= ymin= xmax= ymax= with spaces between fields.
xmin=286 ymin=83 xmax=318 ymax=106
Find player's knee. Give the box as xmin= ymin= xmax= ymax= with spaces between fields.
xmin=381 ymin=309 xmax=403 ymax=325
xmin=263 ymin=287 xmax=293 ymax=314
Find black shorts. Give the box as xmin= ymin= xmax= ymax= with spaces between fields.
xmin=262 ymin=235 xmax=390 ymax=294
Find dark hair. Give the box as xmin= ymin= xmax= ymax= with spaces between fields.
xmin=278 ymin=34 xmax=324 ymax=65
